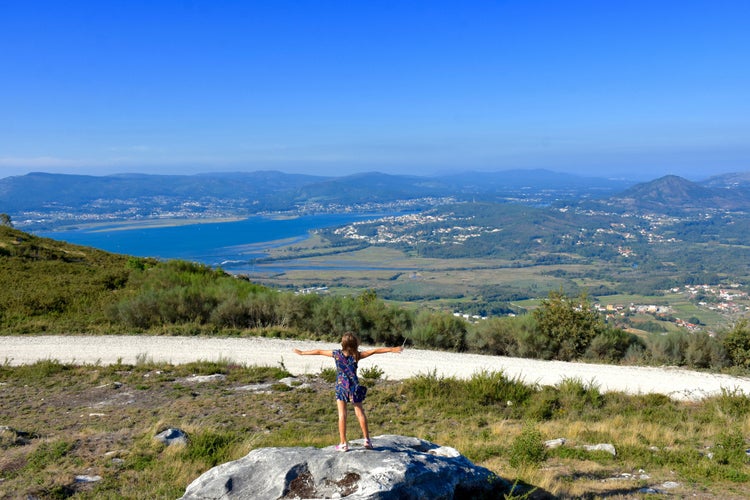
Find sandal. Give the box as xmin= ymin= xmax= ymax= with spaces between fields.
xmin=335 ymin=442 xmax=349 ymax=452
xmin=363 ymin=438 xmax=373 ymax=449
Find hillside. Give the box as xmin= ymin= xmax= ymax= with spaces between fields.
xmin=1 ymin=169 xmax=633 ymax=230
xmin=0 ymin=225 xmax=139 ymax=332
xmin=581 ymin=174 xmax=750 ymax=214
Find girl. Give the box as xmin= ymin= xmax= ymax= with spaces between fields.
xmin=293 ymin=332 xmax=402 ymax=451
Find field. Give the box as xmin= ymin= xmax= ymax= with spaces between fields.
xmin=2 ymin=358 xmax=750 ymax=499
xmin=243 ymin=238 xmax=747 ymax=332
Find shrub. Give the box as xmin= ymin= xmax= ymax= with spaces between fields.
xmin=712 ymin=387 xmax=750 ymax=419
xmin=466 ymin=317 xmax=519 ymax=356
xmin=360 ymin=365 xmax=384 ymax=382
xmin=524 ymin=386 xmax=561 ymax=421
xmin=210 ymin=297 xmax=252 ymax=328
xmin=532 ymin=291 xmax=604 ymax=361
xmin=508 ymin=423 xmax=546 ymax=468
xmin=403 ymin=370 xmax=461 ymax=401
xmin=555 ymin=377 xmax=604 ymax=418
xmin=648 ymin=331 xmax=688 ymax=366
xmin=411 ymin=310 xmax=467 ymax=351
xmin=585 ymin=328 xmax=646 ymax=363
xmin=465 ymin=370 xmax=534 ymax=407
xmin=722 ymin=319 xmax=750 ymax=368
xmin=181 ymin=429 xmax=240 ymax=467
xmin=713 ymin=429 xmax=748 ymax=466
xmin=320 ymin=367 xmax=337 ymax=383
xmin=685 ymin=331 xmax=728 ymax=369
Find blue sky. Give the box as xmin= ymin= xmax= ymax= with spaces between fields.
xmin=1 ymin=1 xmax=749 ymax=181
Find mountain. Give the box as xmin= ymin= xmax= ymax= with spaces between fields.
xmin=0 ymin=171 xmax=326 ymax=212
xmin=582 ymin=175 xmax=750 ymax=214
xmin=701 ymin=171 xmax=750 ymax=190
xmin=0 ymin=169 xmax=639 ymax=230
xmin=7 ymin=169 xmax=750 ymax=230
xmin=436 ymin=168 xmax=631 ymax=192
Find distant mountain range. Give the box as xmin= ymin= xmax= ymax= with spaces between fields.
xmin=1 ymin=169 xmax=749 ymax=229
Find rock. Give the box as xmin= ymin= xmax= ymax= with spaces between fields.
xmin=184 ymin=374 xmax=227 ymax=383
xmin=544 ymin=438 xmax=566 ymax=449
xmin=180 ymin=434 xmax=512 ymax=499
xmin=235 ymin=377 xmax=309 ymax=393
xmin=581 ymin=443 xmax=617 ymax=456
xmin=639 ymin=487 xmax=659 ymax=494
xmin=74 ymin=475 xmax=102 ymax=483
xmin=155 ymin=427 xmax=188 ymax=446
xmin=0 ymin=425 xmax=35 ymax=445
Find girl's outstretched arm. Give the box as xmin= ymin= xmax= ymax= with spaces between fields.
xmin=359 ymin=346 xmax=403 ymax=359
xmin=293 ymin=348 xmax=333 ymax=357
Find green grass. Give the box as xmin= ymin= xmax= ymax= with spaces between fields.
xmin=2 ymin=360 xmax=748 ymax=498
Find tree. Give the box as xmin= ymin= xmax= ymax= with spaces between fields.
xmin=0 ymin=214 xmax=12 ymax=227
xmin=533 ymin=290 xmax=604 ymax=361
xmin=723 ymin=319 xmax=750 ymax=368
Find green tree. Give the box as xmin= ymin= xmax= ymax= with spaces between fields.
xmin=0 ymin=214 xmax=12 ymax=227
xmin=723 ymin=319 xmax=750 ymax=368
xmin=533 ymin=290 xmax=604 ymax=361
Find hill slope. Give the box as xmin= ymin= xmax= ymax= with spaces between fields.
xmin=584 ymin=174 xmax=750 ymax=214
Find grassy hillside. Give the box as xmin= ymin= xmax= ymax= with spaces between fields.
xmin=0 ymin=225 xmax=142 ymax=333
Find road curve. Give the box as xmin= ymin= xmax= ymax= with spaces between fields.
xmin=2 ymin=335 xmax=750 ymax=401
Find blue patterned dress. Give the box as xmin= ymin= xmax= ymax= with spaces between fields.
xmin=333 ymin=350 xmax=366 ymax=403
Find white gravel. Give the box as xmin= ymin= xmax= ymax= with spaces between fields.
xmin=3 ymin=335 xmax=750 ymax=401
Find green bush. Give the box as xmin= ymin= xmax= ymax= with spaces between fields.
xmin=585 ymin=328 xmax=645 ymax=363
xmin=713 ymin=429 xmax=748 ymax=466
xmin=466 ymin=317 xmax=519 ymax=356
xmin=533 ymin=291 xmax=604 ymax=361
xmin=648 ymin=331 xmax=688 ymax=366
xmin=360 ymin=365 xmax=384 ymax=382
xmin=524 ymin=386 xmax=561 ymax=421
xmin=465 ymin=370 xmax=534 ymax=407
xmin=685 ymin=331 xmax=728 ymax=369
xmin=403 ymin=370 xmax=461 ymax=401
xmin=181 ymin=429 xmax=240 ymax=467
xmin=712 ymin=387 xmax=750 ymax=419
xmin=722 ymin=319 xmax=750 ymax=368
xmin=508 ymin=423 xmax=546 ymax=468
xmin=320 ymin=367 xmax=337 ymax=383
xmin=411 ymin=310 xmax=468 ymax=351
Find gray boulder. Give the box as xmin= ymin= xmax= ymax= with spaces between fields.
xmin=180 ymin=434 xmax=511 ymax=499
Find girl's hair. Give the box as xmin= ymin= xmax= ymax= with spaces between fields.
xmin=341 ymin=332 xmax=360 ymax=359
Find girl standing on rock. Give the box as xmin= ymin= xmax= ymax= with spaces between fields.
xmin=293 ymin=332 xmax=403 ymax=451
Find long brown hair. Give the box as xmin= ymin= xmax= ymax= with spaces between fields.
xmin=341 ymin=332 xmax=360 ymax=360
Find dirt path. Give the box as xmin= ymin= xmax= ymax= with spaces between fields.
xmin=3 ymin=335 xmax=750 ymax=401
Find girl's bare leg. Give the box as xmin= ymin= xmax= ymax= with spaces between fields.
xmin=337 ymin=400 xmax=348 ymax=443
xmin=353 ymin=402 xmax=370 ymax=439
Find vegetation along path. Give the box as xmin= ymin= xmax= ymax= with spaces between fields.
xmin=3 ymin=335 xmax=749 ymax=401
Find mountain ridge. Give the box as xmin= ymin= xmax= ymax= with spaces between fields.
xmin=2 ymin=169 xmax=750 ymax=229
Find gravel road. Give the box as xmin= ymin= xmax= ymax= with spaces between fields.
xmin=3 ymin=335 xmax=750 ymax=401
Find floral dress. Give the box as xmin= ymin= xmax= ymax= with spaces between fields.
xmin=333 ymin=350 xmax=366 ymax=402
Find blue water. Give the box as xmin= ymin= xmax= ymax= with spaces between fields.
xmin=37 ymin=213 xmax=387 ymax=271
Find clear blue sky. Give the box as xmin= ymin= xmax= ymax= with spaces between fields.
xmin=2 ymin=0 xmax=749 ymax=181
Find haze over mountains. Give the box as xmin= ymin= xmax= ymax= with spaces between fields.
xmin=1 ymin=169 xmax=750 ymax=230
